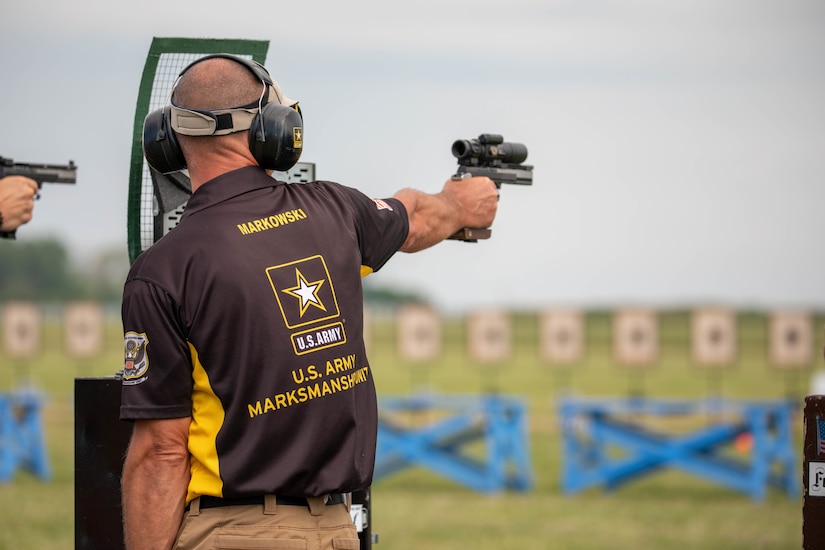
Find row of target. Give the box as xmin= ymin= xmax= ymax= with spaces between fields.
xmin=1 ymin=302 xmax=106 ymax=360
xmin=1 ymin=301 xmax=822 ymax=368
xmin=379 ymin=305 xmax=822 ymax=369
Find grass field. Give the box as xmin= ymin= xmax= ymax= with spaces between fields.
xmin=0 ymin=308 xmax=821 ymax=549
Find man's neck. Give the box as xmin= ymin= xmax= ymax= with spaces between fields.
xmin=189 ymin=160 xmax=258 ymax=192
xmin=184 ymin=134 xmax=260 ymax=192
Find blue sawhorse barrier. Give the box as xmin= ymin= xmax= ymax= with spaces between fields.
xmin=0 ymin=389 xmax=51 ymax=482
xmin=558 ymin=396 xmax=797 ymax=501
xmin=375 ymin=393 xmax=533 ymax=492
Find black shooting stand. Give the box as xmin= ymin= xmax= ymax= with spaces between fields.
xmin=74 ymin=377 xmax=131 ymax=550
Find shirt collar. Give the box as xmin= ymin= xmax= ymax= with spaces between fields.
xmin=181 ymin=166 xmax=287 ymax=218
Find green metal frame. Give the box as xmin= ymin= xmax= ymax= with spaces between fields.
xmin=126 ymin=37 xmax=269 ymax=263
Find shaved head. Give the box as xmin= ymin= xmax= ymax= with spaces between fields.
xmin=173 ymin=57 xmax=264 ymax=111
xmin=173 ymin=57 xmax=265 ymax=175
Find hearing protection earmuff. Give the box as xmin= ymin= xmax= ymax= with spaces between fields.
xmin=142 ymin=53 xmax=303 ymax=174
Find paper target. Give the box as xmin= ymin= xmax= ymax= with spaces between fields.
xmin=64 ymin=302 xmax=104 ymax=359
xmin=467 ymin=310 xmax=512 ymax=363
xmin=613 ymin=309 xmax=658 ymax=367
xmin=397 ymin=304 xmax=442 ymax=362
xmin=2 ymin=302 xmax=41 ymax=359
xmin=539 ymin=309 xmax=585 ymax=365
xmin=769 ymin=311 xmax=813 ymax=369
xmin=691 ymin=308 xmax=737 ymax=368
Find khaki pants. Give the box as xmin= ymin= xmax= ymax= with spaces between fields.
xmin=174 ymin=496 xmax=360 ymax=550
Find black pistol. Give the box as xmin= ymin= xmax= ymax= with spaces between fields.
xmin=448 ymin=134 xmax=532 ymax=241
xmin=0 ymin=156 xmax=77 ymax=188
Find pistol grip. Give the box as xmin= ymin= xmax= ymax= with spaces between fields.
xmin=447 ymin=227 xmax=492 ymax=242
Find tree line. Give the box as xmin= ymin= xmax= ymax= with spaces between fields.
xmin=0 ymin=238 xmax=129 ymax=302
xmin=0 ymin=238 xmax=424 ymax=307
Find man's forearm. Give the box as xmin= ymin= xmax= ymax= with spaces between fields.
xmin=122 ymin=453 xmax=189 ymax=549
xmin=122 ymin=419 xmax=191 ymax=550
xmin=393 ymin=188 xmax=459 ymax=252
xmin=393 ymin=177 xmax=498 ymax=253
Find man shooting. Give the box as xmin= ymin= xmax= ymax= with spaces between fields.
xmin=119 ymin=54 xmax=497 ymax=550
xmin=0 ymin=156 xmax=77 ymax=239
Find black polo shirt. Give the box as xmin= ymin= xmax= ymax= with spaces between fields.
xmin=120 ymin=166 xmax=409 ymax=502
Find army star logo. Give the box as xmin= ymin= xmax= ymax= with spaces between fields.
xmin=282 ymin=269 xmax=327 ymax=317
xmin=267 ymin=255 xmax=340 ymax=329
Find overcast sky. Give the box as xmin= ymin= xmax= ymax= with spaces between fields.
xmin=1 ymin=0 xmax=823 ymax=312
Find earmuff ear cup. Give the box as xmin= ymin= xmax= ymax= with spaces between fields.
xmin=143 ymin=106 xmax=187 ymax=174
xmin=249 ymin=103 xmax=304 ymax=172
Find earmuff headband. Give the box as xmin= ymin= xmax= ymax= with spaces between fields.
xmin=170 ymin=104 xmax=260 ymax=136
xmin=168 ymin=55 xmax=297 ymax=137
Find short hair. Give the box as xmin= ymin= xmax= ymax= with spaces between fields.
xmin=173 ymin=57 xmax=264 ymax=111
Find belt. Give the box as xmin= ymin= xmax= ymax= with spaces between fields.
xmin=190 ymin=493 xmax=347 ymax=511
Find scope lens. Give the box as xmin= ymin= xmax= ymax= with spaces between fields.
xmin=451 ymin=140 xmax=475 ymax=160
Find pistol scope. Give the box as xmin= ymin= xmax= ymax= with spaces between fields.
xmin=452 ymin=134 xmax=528 ymax=166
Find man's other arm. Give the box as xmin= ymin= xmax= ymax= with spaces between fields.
xmin=122 ymin=417 xmax=191 ymax=550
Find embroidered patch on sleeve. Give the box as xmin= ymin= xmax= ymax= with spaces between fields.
xmin=122 ymin=331 xmax=149 ymax=385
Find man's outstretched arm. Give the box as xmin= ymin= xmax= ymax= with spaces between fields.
xmin=393 ymin=175 xmax=498 ymax=253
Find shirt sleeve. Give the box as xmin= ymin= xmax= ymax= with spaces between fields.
xmin=119 ymin=277 xmax=194 ymax=420
xmin=335 ymin=185 xmax=409 ymax=275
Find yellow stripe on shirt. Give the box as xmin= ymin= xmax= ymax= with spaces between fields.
xmin=186 ymin=342 xmax=225 ymax=503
